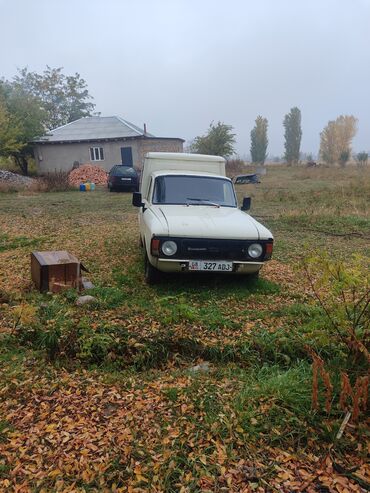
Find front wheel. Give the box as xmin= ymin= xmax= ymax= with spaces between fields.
xmin=144 ymin=253 xmax=161 ymax=284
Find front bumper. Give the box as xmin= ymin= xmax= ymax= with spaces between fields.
xmin=155 ymin=258 xmax=263 ymax=274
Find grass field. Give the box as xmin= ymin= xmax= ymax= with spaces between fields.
xmin=0 ymin=165 xmax=369 ymax=492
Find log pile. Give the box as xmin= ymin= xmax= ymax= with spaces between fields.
xmin=68 ymin=164 xmax=108 ymax=186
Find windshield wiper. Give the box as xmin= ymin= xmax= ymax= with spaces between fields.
xmin=186 ymin=198 xmax=220 ymax=208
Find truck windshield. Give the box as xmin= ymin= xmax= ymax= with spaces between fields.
xmin=152 ymin=175 xmax=237 ymax=207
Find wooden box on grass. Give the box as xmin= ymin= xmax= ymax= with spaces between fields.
xmin=31 ymin=251 xmax=82 ymax=293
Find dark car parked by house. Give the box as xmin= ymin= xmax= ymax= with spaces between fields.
xmin=108 ymin=165 xmax=139 ymax=192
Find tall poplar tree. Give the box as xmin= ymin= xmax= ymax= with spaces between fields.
xmin=250 ymin=116 xmax=268 ymax=164
xmin=283 ymin=107 xmax=302 ymax=165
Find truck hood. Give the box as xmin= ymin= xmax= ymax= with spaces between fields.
xmin=153 ymin=205 xmax=272 ymax=240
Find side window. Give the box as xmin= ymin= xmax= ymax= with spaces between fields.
xmin=223 ymin=182 xmax=233 ymax=204
xmin=153 ymin=177 xmax=165 ymax=203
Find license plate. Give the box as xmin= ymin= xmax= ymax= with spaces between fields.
xmin=188 ymin=260 xmax=233 ymax=272
xmin=121 ymin=178 xmax=131 ymax=181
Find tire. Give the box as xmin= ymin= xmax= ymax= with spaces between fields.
xmin=144 ymin=253 xmax=161 ymax=284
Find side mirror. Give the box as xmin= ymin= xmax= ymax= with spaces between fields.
xmin=241 ymin=197 xmax=251 ymax=211
xmin=132 ymin=192 xmax=144 ymax=207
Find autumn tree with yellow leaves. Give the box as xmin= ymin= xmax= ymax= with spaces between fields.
xmin=319 ymin=115 xmax=357 ymax=166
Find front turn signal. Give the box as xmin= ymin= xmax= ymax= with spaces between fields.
xmin=265 ymin=242 xmax=273 ymax=259
xmin=151 ymin=238 xmax=160 ymax=257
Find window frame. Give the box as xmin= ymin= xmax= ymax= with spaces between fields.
xmin=151 ymin=174 xmax=237 ymax=208
xmin=90 ymin=146 xmax=104 ymax=161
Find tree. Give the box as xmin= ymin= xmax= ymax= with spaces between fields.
xmin=339 ymin=149 xmax=350 ymax=167
xmin=0 ymin=66 xmax=95 ymax=174
xmin=250 ymin=116 xmax=268 ymax=164
xmin=190 ymin=121 xmax=236 ymax=157
xmin=13 ymin=66 xmax=95 ymax=129
xmin=319 ymin=120 xmax=337 ymax=165
xmin=0 ymin=99 xmax=21 ymax=155
xmin=283 ymin=107 xmax=302 ymax=165
xmin=356 ymin=151 xmax=368 ymax=166
xmin=0 ymin=81 xmax=46 ymax=174
xmin=319 ymin=115 xmax=357 ymax=165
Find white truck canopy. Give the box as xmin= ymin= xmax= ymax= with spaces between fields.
xmin=140 ymin=152 xmax=226 ymax=200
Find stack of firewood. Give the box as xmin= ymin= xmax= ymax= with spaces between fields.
xmin=68 ymin=164 xmax=108 ymax=186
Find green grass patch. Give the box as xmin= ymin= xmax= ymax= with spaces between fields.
xmin=234 ymin=362 xmax=315 ymax=443
xmin=0 ymin=233 xmax=40 ymax=252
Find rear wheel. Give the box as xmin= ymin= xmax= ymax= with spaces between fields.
xmin=144 ymin=253 xmax=161 ymax=284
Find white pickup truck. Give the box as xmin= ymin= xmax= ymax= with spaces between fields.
xmin=132 ymin=152 xmax=273 ymax=283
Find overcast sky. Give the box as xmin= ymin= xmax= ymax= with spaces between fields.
xmin=1 ymin=0 xmax=369 ymax=157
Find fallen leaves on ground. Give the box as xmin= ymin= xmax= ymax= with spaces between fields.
xmin=0 ymin=366 xmax=369 ymax=492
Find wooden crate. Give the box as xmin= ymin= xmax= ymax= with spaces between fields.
xmin=31 ymin=251 xmax=82 ymax=293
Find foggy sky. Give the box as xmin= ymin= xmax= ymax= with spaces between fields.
xmin=1 ymin=0 xmax=370 ymax=157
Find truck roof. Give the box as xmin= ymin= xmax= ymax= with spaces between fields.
xmin=141 ymin=152 xmax=226 ymax=200
xmin=150 ymin=170 xmax=231 ymax=180
xmin=145 ymin=152 xmax=226 ymax=163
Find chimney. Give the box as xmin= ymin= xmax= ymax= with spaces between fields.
xmin=143 ymin=123 xmax=147 ymax=135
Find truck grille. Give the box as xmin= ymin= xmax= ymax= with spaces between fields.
xmin=178 ymin=239 xmax=249 ymax=260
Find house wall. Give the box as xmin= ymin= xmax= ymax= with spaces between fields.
xmin=34 ymin=138 xmax=183 ymax=173
xmin=136 ymin=139 xmax=184 ymax=169
xmin=34 ymin=140 xmax=140 ymax=173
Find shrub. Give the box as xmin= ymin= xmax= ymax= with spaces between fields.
xmin=303 ymin=254 xmax=369 ymax=362
xmin=302 ymin=254 xmax=369 ymax=420
xmin=0 ymin=182 xmax=23 ymax=193
xmin=225 ymin=159 xmax=248 ymax=177
xmin=339 ymin=149 xmax=350 ymax=167
xmin=77 ymin=328 xmax=114 ymax=363
xmin=356 ymin=152 xmax=368 ymax=167
xmin=40 ymin=171 xmax=72 ymax=192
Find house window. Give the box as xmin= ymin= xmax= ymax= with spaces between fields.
xmin=90 ymin=147 xmax=104 ymax=161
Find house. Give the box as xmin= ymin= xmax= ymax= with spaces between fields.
xmin=32 ymin=116 xmax=184 ymax=173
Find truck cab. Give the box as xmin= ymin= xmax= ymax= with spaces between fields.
xmin=133 ymin=152 xmax=273 ymax=283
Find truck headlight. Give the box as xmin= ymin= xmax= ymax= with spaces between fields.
xmin=162 ymin=240 xmax=177 ymax=256
xmin=248 ymin=243 xmax=263 ymax=258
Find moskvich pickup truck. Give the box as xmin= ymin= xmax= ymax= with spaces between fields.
xmin=132 ymin=152 xmax=273 ymax=284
